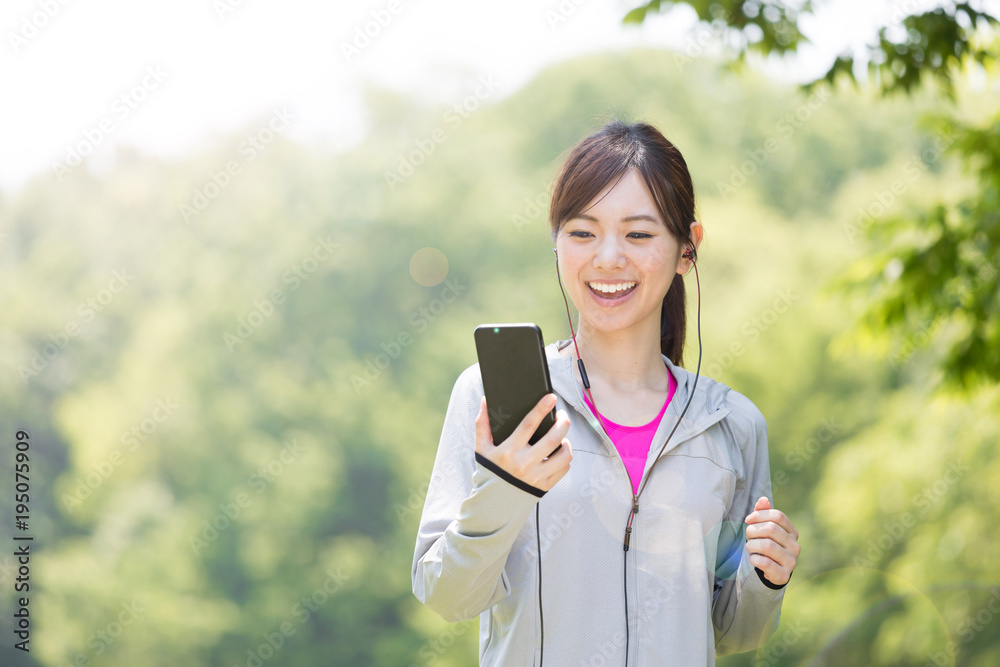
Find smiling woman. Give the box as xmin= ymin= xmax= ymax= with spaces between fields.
xmin=549 ymin=121 xmax=703 ymax=369
xmin=554 ymin=168 xmax=700 ymax=365
xmin=412 ymin=118 xmax=800 ymax=667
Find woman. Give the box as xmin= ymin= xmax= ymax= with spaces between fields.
xmin=412 ymin=119 xmax=800 ymax=665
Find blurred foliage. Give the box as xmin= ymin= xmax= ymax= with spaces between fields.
xmin=828 ymin=110 xmax=1000 ymax=391
xmin=624 ymin=0 xmax=1000 ymax=390
xmin=0 ymin=42 xmax=997 ymax=667
xmin=624 ymin=0 xmax=814 ymax=59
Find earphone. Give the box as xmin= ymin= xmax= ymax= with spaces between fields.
xmin=537 ymin=241 xmax=703 ymax=666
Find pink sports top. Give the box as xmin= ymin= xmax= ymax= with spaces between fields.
xmin=581 ymin=366 xmax=676 ymax=496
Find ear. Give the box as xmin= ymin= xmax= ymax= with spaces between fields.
xmin=676 ymin=221 xmax=704 ymax=274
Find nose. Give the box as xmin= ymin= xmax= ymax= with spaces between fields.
xmin=593 ymin=234 xmax=626 ymax=270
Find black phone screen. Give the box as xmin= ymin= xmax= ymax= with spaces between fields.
xmin=474 ymin=323 xmax=558 ymax=449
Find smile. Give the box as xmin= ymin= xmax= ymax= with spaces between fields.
xmin=587 ymin=281 xmax=637 ymax=300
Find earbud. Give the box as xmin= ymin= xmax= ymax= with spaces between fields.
xmin=682 ymin=246 xmax=696 ymax=261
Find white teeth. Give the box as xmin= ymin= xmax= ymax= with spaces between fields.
xmin=588 ymin=281 xmax=636 ymax=294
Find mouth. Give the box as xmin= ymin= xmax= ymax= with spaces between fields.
xmin=587 ymin=281 xmax=637 ymax=302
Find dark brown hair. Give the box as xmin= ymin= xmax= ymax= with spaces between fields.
xmin=548 ymin=119 xmax=697 ymax=367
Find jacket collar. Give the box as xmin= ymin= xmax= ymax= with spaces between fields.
xmin=545 ymin=338 xmax=733 ymax=459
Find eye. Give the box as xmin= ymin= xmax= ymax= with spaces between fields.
xmin=567 ymin=231 xmax=653 ymax=239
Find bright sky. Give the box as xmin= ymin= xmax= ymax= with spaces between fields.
xmin=0 ymin=0 xmax=974 ymax=194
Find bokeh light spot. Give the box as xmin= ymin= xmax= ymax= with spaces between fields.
xmin=410 ymin=247 xmax=449 ymax=287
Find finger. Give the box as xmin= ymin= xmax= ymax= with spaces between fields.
xmin=745 ymin=537 xmax=797 ymax=570
xmin=475 ymin=396 xmax=493 ymax=454
xmin=746 ymin=552 xmax=791 ymax=586
xmin=745 ymin=522 xmax=800 ymax=555
xmin=542 ymin=436 xmax=572 ymax=461
xmin=746 ymin=519 xmax=801 ymax=555
xmin=515 ymin=393 xmax=557 ymax=442
xmin=744 ymin=497 xmax=770 ymax=523
xmin=745 ymin=533 xmax=794 ymax=583
xmin=535 ymin=438 xmax=566 ymax=461
xmin=746 ymin=508 xmax=798 ymax=538
xmin=526 ymin=409 xmax=570 ymax=465
xmin=539 ymin=442 xmax=573 ymax=487
xmin=508 ymin=393 xmax=559 ymax=450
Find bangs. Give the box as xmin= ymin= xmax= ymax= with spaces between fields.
xmin=549 ymin=124 xmax=688 ymax=239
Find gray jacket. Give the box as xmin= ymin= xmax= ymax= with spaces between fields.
xmin=412 ymin=338 xmax=786 ymax=665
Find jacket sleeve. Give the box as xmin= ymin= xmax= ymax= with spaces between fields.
xmin=411 ymin=364 xmax=544 ymax=623
xmin=712 ymin=389 xmax=786 ymax=656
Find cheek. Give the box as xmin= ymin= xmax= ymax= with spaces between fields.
xmin=556 ymin=250 xmax=585 ymax=278
xmin=639 ymin=251 xmax=675 ymax=277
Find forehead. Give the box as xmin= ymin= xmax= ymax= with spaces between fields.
xmin=579 ymin=169 xmax=660 ymax=218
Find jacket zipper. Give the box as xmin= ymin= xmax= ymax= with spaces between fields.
xmin=563 ymin=365 xmax=723 ymax=665
xmin=554 ymin=347 xmax=735 ymax=666
xmin=565 ymin=377 xmax=647 ymax=667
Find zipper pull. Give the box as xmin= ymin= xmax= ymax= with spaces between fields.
xmin=623 ymin=496 xmax=639 ymax=551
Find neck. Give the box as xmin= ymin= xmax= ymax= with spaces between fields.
xmin=562 ymin=322 xmax=670 ymax=393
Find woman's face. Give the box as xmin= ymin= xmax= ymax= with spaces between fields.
xmin=554 ymin=167 xmax=689 ymax=337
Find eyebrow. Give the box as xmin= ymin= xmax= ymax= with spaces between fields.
xmin=573 ymin=213 xmax=661 ymax=224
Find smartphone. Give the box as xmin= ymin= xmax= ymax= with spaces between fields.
xmin=474 ymin=323 xmax=560 ymax=453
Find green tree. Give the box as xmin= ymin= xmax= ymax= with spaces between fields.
xmin=624 ymin=0 xmax=1000 ymax=390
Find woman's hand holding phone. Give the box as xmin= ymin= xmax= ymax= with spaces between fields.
xmin=474 ymin=393 xmax=573 ymax=493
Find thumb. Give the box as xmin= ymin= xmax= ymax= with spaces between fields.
xmin=745 ymin=496 xmax=771 ymax=523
